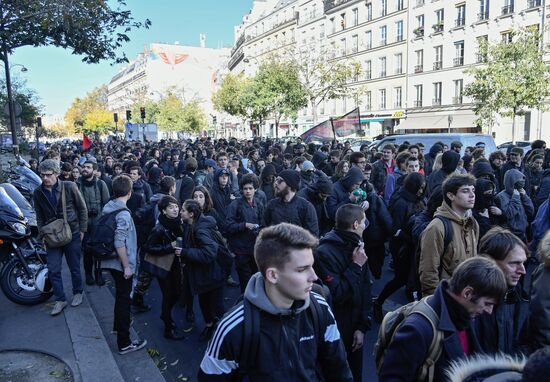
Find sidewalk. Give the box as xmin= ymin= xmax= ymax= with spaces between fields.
xmin=0 ymin=263 xmax=164 ymax=382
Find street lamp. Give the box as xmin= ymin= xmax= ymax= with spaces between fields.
xmin=447 ymin=115 xmax=453 ymax=134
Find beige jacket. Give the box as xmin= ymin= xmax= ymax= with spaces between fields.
xmin=419 ymin=201 xmax=479 ymax=295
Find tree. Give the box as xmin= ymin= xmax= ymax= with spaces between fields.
xmin=65 ymin=85 xmax=109 ymax=132
xmin=0 ymin=75 xmax=42 ymax=133
xmin=0 ymin=1 xmax=150 ymax=64
xmin=131 ymin=99 xmax=160 ymax=124
xmin=463 ymin=27 xmax=550 ymax=143
xmin=290 ymin=48 xmax=364 ymax=124
xmin=156 ymin=93 xmax=186 ymax=135
xmin=253 ymin=60 xmax=308 ymax=138
xmin=83 ymin=108 xmax=112 ymax=134
xmin=181 ymin=100 xmax=208 ymax=134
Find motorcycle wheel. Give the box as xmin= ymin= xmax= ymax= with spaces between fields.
xmin=0 ymin=257 xmax=53 ymax=305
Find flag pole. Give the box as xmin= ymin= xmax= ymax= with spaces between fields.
xmin=330 ymin=117 xmax=336 ymax=147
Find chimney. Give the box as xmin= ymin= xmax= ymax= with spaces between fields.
xmin=200 ymin=34 xmax=206 ymax=48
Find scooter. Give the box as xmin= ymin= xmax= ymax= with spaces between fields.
xmin=4 ymin=156 xmax=41 ymax=205
xmin=0 ymin=187 xmax=52 ymax=305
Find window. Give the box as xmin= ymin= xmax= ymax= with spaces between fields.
xmin=365 ymin=30 xmax=372 ymax=49
xmin=352 ymin=35 xmax=359 ymax=53
xmin=456 ymin=4 xmax=466 ymax=27
xmin=381 ymin=0 xmax=387 ymax=16
xmin=380 ymin=57 xmax=387 ymax=77
xmin=379 ymin=89 xmax=387 ymax=110
xmin=366 ymin=91 xmax=372 ymax=110
xmin=454 ymin=79 xmax=464 ymax=104
xmin=502 ymin=0 xmax=514 ymax=15
xmin=320 ymin=24 xmax=325 ymax=39
xmin=479 ymin=0 xmax=489 ymax=20
xmin=414 ymin=15 xmax=425 ymax=37
xmin=415 ymin=49 xmax=424 ymax=72
xmin=434 ymin=9 xmax=444 ymax=32
xmin=352 ymin=8 xmax=359 ymax=26
xmin=397 ymin=0 xmax=404 ymax=11
xmin=415 ymin=85 xmax=423 ymax=107
xmin=330 ymin=18 xmax=335 ymax=33
xmin=433 ymin=82 xmax=442 ymax=105
xmin=395 ymin=53 xmax=403 ymax=74
xmin=476 ymin=35 xmax=488 ymax=62
xmin=365 ymin=60 xmax=372 ymax=79
xmin=340 ymin=38 xmax=347 ymax=56
xmin=501 ymin=31 xmax=513 ymax=44
xmin=394 ymin=87 xmax=402 ymax=107
xmin=454 ymin=41 xmax=464 ymax=66
xmin=434 ymin=45 xmax=443 ymax=70
xmin=366 ymin=3 xmax=372 ymax=21
xmin=330 ymin=41 xmax=336 ymax=58
xmin=396 ymin=20 xmax=404 ymax=41
xmin=340 ymin=13 xmax=346 ymax=30
xmin=380 ymin=25 xmax=387 ymax=46
xmin=417 ymin=14 xmax=425 ymax=27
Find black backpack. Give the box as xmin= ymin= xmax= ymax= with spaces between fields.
xmin=238 ymin=290 xmax=324 ymax=378
xmin=209 ymin=228 xmax=234 ymax=279
xmin=84 ymin=208 xmax=129 ymax=261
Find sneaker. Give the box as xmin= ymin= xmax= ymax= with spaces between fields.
xmin=118 ymin=339 xmax=147 ymax=355
xmin=71 ymin=293 xmax=83 ymax=307
xmin=85 ymin=273 xmax=95 ymax=286
xmin=51 ymin=301 xmax=68 ymax=316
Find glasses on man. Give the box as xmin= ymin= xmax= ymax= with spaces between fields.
xmin=40 ymin=172 xmax=55 ymax=178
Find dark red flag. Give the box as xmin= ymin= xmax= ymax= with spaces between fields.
xmin=83 ymin=134 xmax=91 ymax=150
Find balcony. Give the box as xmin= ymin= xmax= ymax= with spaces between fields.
xmin=413 ymin=26 xmax=425 ymax=38
xmin=433 ymin=61 xmax=442 ymax=70
xmin=455 ymin=18 xmax=465 ymax=28
xmin=324 ymin=0 xmax=355 ymax=12
xmin=432 ymin=23 xmax=444 ymax=33
xmin=453 ymin=57 xmax=464 ymax=66
xmin=414 ymin=65 xmax=423 ymax=73
xmin=527 ymin=0 xmax=542 ymax=8
xmin=453 ymin=96 xmax=463 ymax=104
xmin=477 ymin=12 xmax=489 ymax=21
xmin=414 ymin=100 xmax=423 ymax=107
xmin=432 ymin=98 xmax=442 ymax=106
xmin=231 ymin=34 xmax=245 ymax=56
xmin=501 ymin=5 xmax=514 ymax=15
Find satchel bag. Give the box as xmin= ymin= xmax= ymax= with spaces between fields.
xmin=41 ymin=182 xmax=72 ymax=248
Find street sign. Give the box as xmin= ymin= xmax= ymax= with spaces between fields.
xmin=3 ymin=102 xmax=22 ymax=117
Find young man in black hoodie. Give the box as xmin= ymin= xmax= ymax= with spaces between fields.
xmin=314 ymin=204 xmax=371 ymax=382
xmin=198 ymin=223 xmax=353 ymax=381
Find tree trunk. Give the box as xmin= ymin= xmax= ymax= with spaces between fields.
xmin=511 ymin=110 xmax=516 ymax=144
xmin=311 ymin=97 xmax=318 ymax=125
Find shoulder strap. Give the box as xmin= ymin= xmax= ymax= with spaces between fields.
xmin=240 ymin=299 xmax=260 ymax=375
xmin=61 ymin=182 xmax=68 ymax=222
xmin=106 ymin=207 xmax=130 ymax=217
xmin=434 ymin=216 xmax=453 ymax=277
xmin=411 ymin=297 xmax=444 ymax=382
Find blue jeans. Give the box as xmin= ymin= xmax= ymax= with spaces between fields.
xmin=46 ymin=232 xmax=83 ymax=302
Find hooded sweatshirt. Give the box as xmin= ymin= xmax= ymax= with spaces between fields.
xmin=494 ymin=169 xmax=535 ymax=239
xmin=197 ymin=273 xmax=353 ymax=382
xmin=424 ymin=143 xmax=443 ymax=177
xmin=327 ymin=167 xmax=364 ymax=220
xmin=427 ymin=151 xmax=460 ymax=196
xmin=472 ymin=178 xmax=498 ymax=239
xmin=100 ymin=199 xmax=137 ymax=274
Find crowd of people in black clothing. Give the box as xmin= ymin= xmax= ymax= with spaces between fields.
xmin=30 ymin=135 xmax=550 ymax=381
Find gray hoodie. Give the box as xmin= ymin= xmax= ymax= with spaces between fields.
xmin=100 ymin=199 xmax=138 ymax=273
xmin=495 ymin=169 xmax=535 ymax=238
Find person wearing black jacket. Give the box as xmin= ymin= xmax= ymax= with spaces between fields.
xmin=225 ymin=174 xmax=265 ymax=292
xmin=180 ymin=199 xmax=225 ymax=341
xmin=472 ymin=178 xmax=501 ymax=240
xmin=315 ymin=204 xmax=371 ymax=382
xmin=147 ymin=166 xmax=162 ymax=195
xmin=427 ymin=150 xmax=460 ymax=197
xmin=327 ymin=167 xmax=366 ymax=222
xmin=423 ymin=143 xmax=443 ymax=178
xmin=143 ymin=196 xmax=186 ymax=340
xmin=374 ymin=173 xmax=426 ymax=321
xmin=264 ymin=170 xmax=319 ymax=237
xmin=297 ymin=177 xmax=333 ymax=237
xmin=259 ymin=163 xmax=276 ymax=202
xmin=208 ymin=167 xmax=237 ymax=224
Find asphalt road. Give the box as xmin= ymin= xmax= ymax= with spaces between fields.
xmin=108 ymin=254 xmax=407 ymax=382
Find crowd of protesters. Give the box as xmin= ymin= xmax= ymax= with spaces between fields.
xmin=29 ymin=135 xmax=550 ymax=381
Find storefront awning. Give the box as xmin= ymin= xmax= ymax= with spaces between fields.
xmin=397 ymin=111 xmax=477 ymax=131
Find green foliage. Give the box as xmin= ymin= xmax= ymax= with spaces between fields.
xmin=156 ymin=93 xmax=186 ymax=133
xmin=65 ymin=85 xmax=110 ymax=133
xmin=212 ymin=73 xmax=249 ymax=118
xmin=84 ymin=108 xmax=112 ymax=134
xmin=464 ymin=27 xmax=550 ymax=138
xmin=181 ymin=100 xmax=208 ymax=133
xmin=131 ymin=99 xmax=160 ymax=124
xmin=0 ymin=0 xmax=150 ymax=64
xmin=0 ymin=75 xmax=42 ymax=132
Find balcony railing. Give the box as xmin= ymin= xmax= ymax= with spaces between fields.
xmin=380 ymin=39 xmax=387 ymax=46
xmin=453 ymin=57 xmax=464 ymax=66
xmin=324 ymin=0 xmax=355 ymax=12
xmin=432 ymin=23 xmax=444 ymax=33
xmin=455 ymin=18 xmax=465 ymax=27
xmin=394 ymin=102 xmax=402 ymax=108
xmin=365 ymin=71 xmax=372 ymax=80
xmin=453 ymin=96 xmax=463 ymax=104
xmin=527 ymin=0 xmax=542 ymax=8
xmin=395 ymin=68 xmax=403 ymax=75
xmin=501 ymin=5 xmax=514 ymax=15
xmin=379 ymin=104 xmax=386 ymax=110
xmin=433 ymin=61 xmax=442 ymax=70
xmin=231 ymin=34 xmax=245 ymax=56
xmin=413 ymin=26 xmax=425 ymax=37
xmin=414 ymin=65 xmax=423 ymax=73
xmin=380 ymin=71 xmax=387 ymax=78
xmin=478 ymin=12 xmax=489 ymax=21
xmin=414 ymin=100 xmax=423 ymax=107
xmin=432 ymin=98 xmax=442 ymax=106
xmin=396 ymin=35 xmax=404 ymax=42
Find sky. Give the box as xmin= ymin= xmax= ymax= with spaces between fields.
xmin=10 ymin=0 xmax=252 ymax=117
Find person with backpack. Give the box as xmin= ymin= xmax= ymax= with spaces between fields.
xmin=198 ymin=223 xmax=353 ymax=381
xmin=474 ymin=227 xmax=530 ymax=355
xmin=297 ymin=176 xmax=334 ymax=237
xmin=34 ymin=159 xmax=88 ymax=316
xmin=374 ymin=173 xmax=426 ymax=321
xmin=142 ymin=195 xmax=186 ymax=340
xmin=377 ymin=257 xmax=507 ymax=382
xmin=225 ymin=174 xmax=265 ymax=292
xmin=179 ymin=199 xmax=226 ymax=341
xmin=77 ymin=160 xmax=110 ymax=286
xmin=314 ymin=204 xmax=371 ymax=382
xmin=530 ymin=231 xmax=550 ymax=349
xmin=419 ymin=174 xmax=479 ymax=296
xmin=99 ymin=174 xmax=147 ymax=355
xmin=131 ymin=176 xmax=177 ymax=313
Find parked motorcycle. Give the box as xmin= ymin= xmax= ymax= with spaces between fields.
xmin=0 ymin=183 xmax=38 ymax=235
xmin=3 ymin=156 xmax=41 ymax=204
xmin=0 ymin=187 xmax=52 ymax=305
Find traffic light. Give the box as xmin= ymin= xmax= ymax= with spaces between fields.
xmin=213 ymin=116 xmax=217 ymax=125
xmin=113 ymin=113 xmax=118 ymax=123
xmin=140 ymin=107 xmax=146 ymax=120
xmin=126 ymin=110 xmax=132 ymax=121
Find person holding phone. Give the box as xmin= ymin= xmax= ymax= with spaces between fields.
xmin=143 ymin=195 xmax=186 ymax=340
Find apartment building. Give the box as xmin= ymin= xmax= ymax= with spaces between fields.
xmin=403 ymin=0 xmax=547 ymax=142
